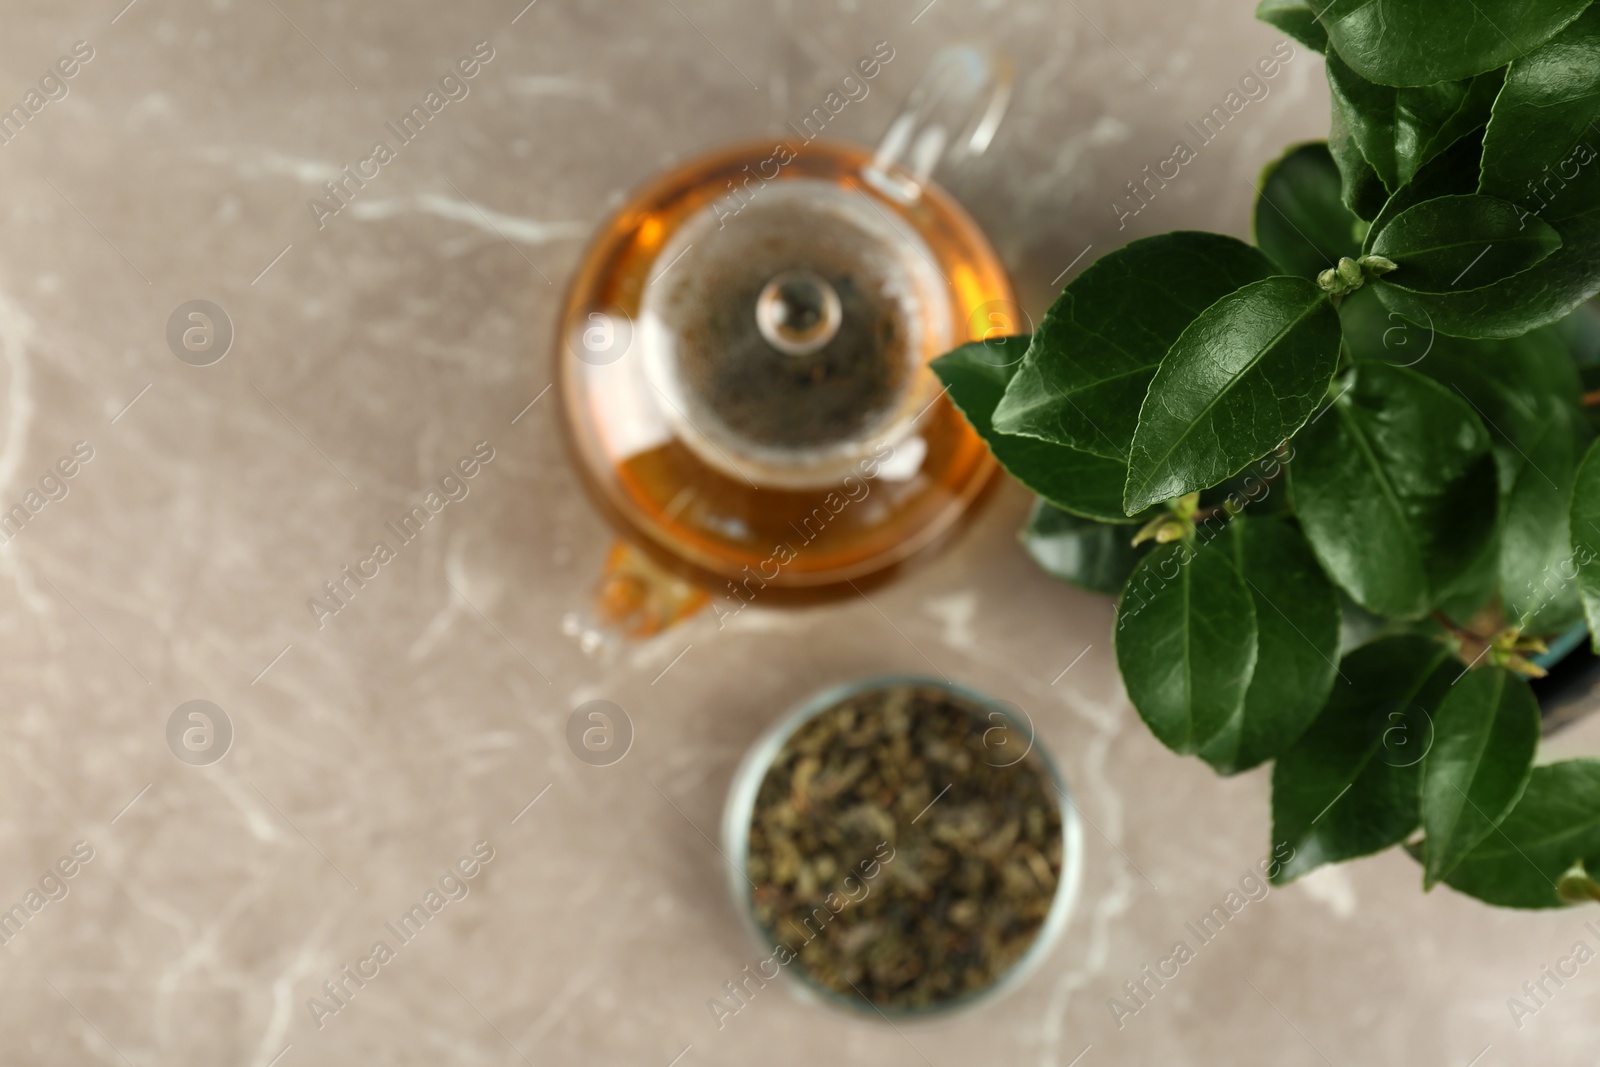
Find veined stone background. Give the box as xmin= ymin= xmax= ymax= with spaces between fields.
xmin=0 ymin=0 xmax=1596 ymax=1064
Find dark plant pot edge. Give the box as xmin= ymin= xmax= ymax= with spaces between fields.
xmin=1531 ymin=622 xmax=1600 ymax=733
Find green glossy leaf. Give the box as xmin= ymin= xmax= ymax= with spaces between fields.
xmin=1318 ymin=0 xmax=1591 ymax=86
xmin=1570 ymin=314 xmax=1600 ymax=433
xmin=1421 ymin=667 xmax=1541 ymax=887
xmin=1253 ymin=142 xmax=1362 ymax=278
xmin=1115 ymin=541 xmax=1258 ymax=755
xmin=1559 ymin=302 xmax=1600 ymax=388
xmin=1372 ymin=212 xmax=1600 ymax=338
xmin=1326 ymin=51 xmax=1504 ymax=192
xmin=1328 ymin=104 xmax=1390 ymax=221
xmin=1500 ymin=412 xmax=1591 ymax=633
xmin=1431 ymin=525 xmax=1505 ymax=627
xmin=1271 ymin=635 xmax=1456 ymax=884
xmin=992 ymin=234 xmax=1277 ymax=460
xmin=1198 ymin=516 xmax=1342 ymax=775
xmin=931 ymin=338 xmax=1145 ymax=524
xmin=1335 ymin=286 xmax=1435 ymax=369
xmin=1362 ymin=129 xmax=1485 ymax=255
xmin=1326 ymin=50 xmax=1403 ymax=190
xmin=1255 ymin=0 xmax=1328 ymax=51
xmin=1558 ymin=301 xmax=1600 ymax=361
xmin=1417 ymin=327 xmax=1592 ymax=633
xmin=1575 ymin=438 xmax=1600 ymax=651
xmin=1438 ymin=759 xmax=1600 ymax=908
xmin=1124 ymin=277 xmax=1341 ymax=514
xmin=1370 ymin=195 xmax=1562 ymax=293
xmin=1410 ymin=70 xmax=1505 ymax=183
xmin=1019 ymin=499 xmax=1149 ymax=595
xmin=1337 ymin=302 xmax=1548 ymax=643
xmin=1289 ymin=362 xmax=1499 ymax=620
xmin=1480 ymin=4 xmax=1600 ymax=224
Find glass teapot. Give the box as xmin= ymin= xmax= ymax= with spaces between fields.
xmin=557 ymin=47 xmax=1018 ymax=637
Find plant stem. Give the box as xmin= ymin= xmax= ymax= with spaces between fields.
xmin=1430 ymin=611 xmax=1479 ymax=641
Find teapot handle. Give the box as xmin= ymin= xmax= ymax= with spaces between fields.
xmin=862 ymin=45 xmax=1013 ymax=204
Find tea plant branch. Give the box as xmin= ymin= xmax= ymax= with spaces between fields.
xmin=1431 ymin=611 xmax=1484 ymax=644
xmin=939 ymin=0 xmax=1600 ymax=909
xmin=1430 ymin=612 xmax=1550 ymax=679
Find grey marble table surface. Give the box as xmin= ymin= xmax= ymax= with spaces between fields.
xmin=1 ymin=0 xmax=1597 ymax=1064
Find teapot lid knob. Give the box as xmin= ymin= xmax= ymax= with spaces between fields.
xmin=755 ymin=270 xmax=843 ymax=357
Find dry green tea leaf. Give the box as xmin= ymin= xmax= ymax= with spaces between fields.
xmin=745 ymin=683 xmax=1064 ymax=1011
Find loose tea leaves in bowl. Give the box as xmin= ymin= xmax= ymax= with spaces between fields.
xmin=743 ymin=681 xmax=1066 ymax=1013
